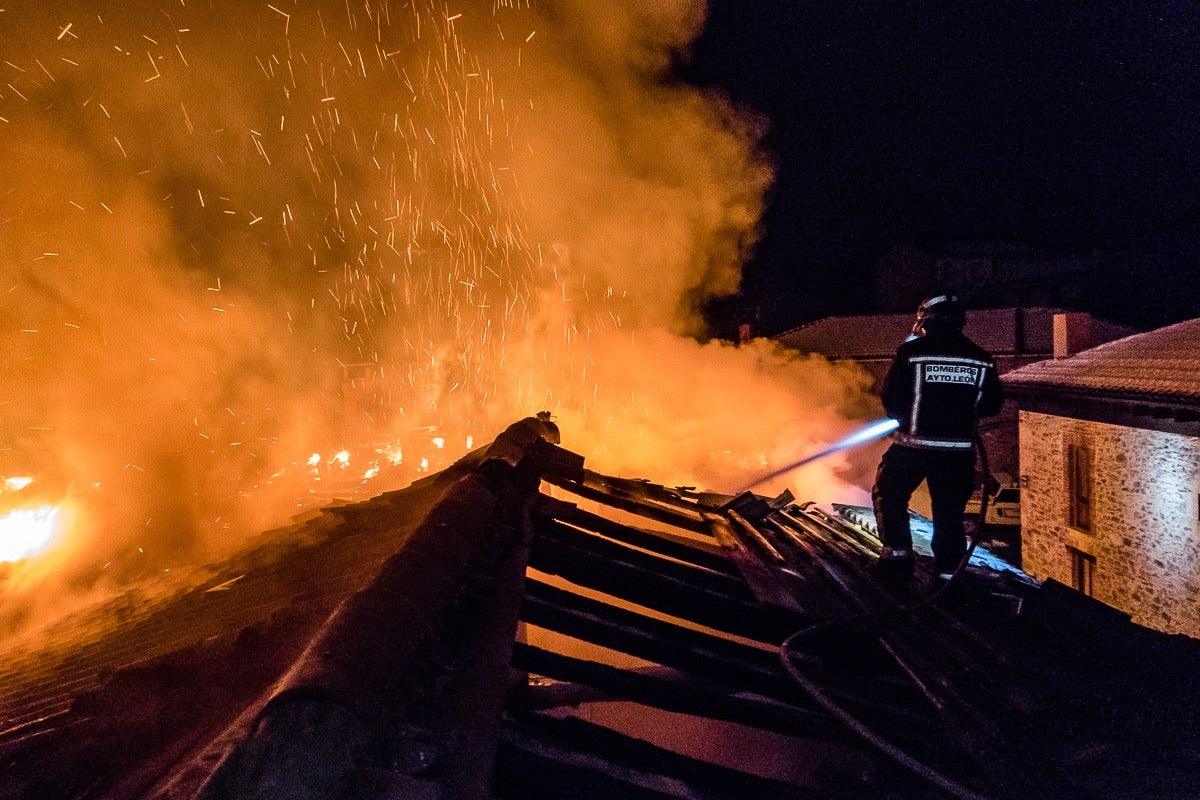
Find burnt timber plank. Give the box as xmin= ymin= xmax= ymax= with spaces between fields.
xmin=538 ymin=496 xmax=733 ymax=574
xmin=583 ymin=472 xmax=720 ymax=518
xmin=542 ymin=472 xmax=711 ymax=534
xmin=519 ymin=579 xmax=936 ymax=739
xmin=510 ymin=642 xmax=847 ymax=743
xmin=728 ymin=509 xmax=788 ymax=565
xmin=534 ymin=514 xmax=751 ymax=599
xmin=706 ymin=513 xmax=806 ymax=614
xmin=523 ymin=576 xmax=783 ymax=669
xmin=528 ymin=537 xmax=786 ymax=645
xmin=496 ymin=710 xmax=819 ymax=800
xmin=521 ymin=577 xmax=792 ymax=698
xmin=529 ymin=520 xmax=796 ymax=644
xmin=494 ymin=738 xmax=683 ymax=800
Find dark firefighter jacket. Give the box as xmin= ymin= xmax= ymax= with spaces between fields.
xmin=880 ymin=327 xmax=1004 ymax=450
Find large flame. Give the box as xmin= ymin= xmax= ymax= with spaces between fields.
xmin=0 ymin=1 xmax=883 ymax=635
xmin=0 ymin=478 xmax=66 ymax=564
xmin=0 ymin=506 xmax=64 ymax=564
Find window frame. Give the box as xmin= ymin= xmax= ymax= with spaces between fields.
xmin=1066 ymin=439 xmax=1093 ymax=533
xmin=1069 ymin=546 xmax=1096 ymax=597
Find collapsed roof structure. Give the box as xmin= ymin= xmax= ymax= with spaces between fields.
xmin=2 ymin=416 xmax=1199 ymax=800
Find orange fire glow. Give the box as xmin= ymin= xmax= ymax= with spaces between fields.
xmin=0 ymin=1 xmax=885 ymax=638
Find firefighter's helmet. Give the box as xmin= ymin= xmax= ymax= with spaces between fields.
xmin=913 ymin=294 xmax=965 ymax=336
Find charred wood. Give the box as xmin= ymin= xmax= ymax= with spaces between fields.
xmin=538 ymin=496 xmax=733 ymax=574
xmin=510 ymin=642 xmax=848 ymax=744
xmin=496 ymin=709 xmax=828 ymax=800
xmin=529 ymin=518 xmax=795 ymax=644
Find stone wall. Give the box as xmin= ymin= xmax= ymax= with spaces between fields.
xmin=1019 ymin=410 xmax=1200 ymax=635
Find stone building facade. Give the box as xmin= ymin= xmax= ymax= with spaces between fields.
xmin=1018 ymin=411 xmax=1200 ymax=634
xmin=1005 ymin=318 xmax=1200 ymax=636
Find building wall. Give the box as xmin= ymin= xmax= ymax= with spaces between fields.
xmin=1019 ymin=410 xmax=1200 ymax=635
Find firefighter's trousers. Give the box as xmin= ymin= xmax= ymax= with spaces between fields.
xmin=871 ymin=443 xmax=976 ymax=573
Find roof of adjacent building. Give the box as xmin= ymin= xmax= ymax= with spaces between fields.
xmin=1004 ymin=317 xmax=1200 ymax=406
xmin=774 ymin=312 xmax=912 ymax=359
xmin=774 ymin=307 xmax=1132 ymax=361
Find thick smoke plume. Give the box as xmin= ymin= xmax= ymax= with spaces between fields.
xmin=0 ymin=1 xmax=880 ymax=635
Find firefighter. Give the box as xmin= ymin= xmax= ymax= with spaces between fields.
xmin=871 ymin=294 xmax=1003 ymax=581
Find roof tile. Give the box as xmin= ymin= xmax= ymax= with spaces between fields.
xmin=1003 ymin=318 xmax=1200 ymax=403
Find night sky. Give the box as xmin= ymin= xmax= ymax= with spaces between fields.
xmin=686 ymin=2 xmax=1200 ymax=334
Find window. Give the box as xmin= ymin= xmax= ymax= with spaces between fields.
xmin=1069 ymin=547 xmax=1096 ymax=597
xmin=1066 ymin=441 xmax=1093 ymax=532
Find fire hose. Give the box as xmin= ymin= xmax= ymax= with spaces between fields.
xmin=736 ymin=418 xmax=900 ymax=494
xmin=771 ymin=425 xmax=996 ymax=800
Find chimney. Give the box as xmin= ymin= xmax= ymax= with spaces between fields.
xmin=1053 ymin=312 xmax=1093 ymax=359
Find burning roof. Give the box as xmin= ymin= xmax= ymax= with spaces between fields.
xmin=3 ymin=418 xmax=1200 ymax=800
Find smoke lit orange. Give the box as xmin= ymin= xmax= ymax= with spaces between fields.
xmin=0 ymin=1 xmax=884 ymax=639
